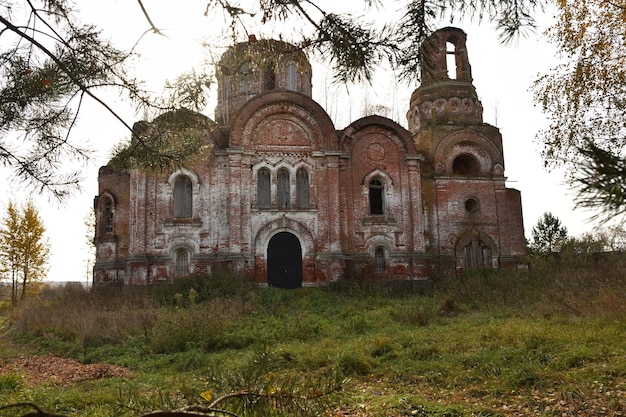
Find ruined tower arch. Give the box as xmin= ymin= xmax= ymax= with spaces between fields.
xmin=434 ymin=131 xmax=504 ymax=177
xmin=214 ymin=39 xmax=313 ymax=125
xmin=420 ymin=26 xmax=472 ymax=85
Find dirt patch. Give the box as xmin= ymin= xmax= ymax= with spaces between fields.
xmin=0 ymin=355 xmax=131 ymax=386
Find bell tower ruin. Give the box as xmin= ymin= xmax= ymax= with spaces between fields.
xmin=408 ymin=27 xmax=526 ymax=272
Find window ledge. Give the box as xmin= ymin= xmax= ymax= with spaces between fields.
xmin=362 ymin=215 xmax=396 ymax=226
xmin=95 ymin=233 xmax=117 ymax=243
xmin=164 ymin=217 xmax=202 ymax=227
xmin=252 ymin=206 xmax=317 ymax=212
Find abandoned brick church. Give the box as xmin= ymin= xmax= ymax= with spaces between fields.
xmin=93 ymin=27 xmax=526 ymax=287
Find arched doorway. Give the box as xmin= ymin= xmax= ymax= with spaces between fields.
xmin=267 ymin=232 xmax=303 ymax=288
xmin=462 ymin=239 xmax=492 ymax=270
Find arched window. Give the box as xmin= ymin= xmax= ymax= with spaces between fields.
xmin=369 ymin=179 xmax=384 ymax=215
xmin=452 ymin=154 xmax=480 ymax=176
xmin=175 ymin=249 xmax=189 ymax=276
xmin=257 ymin=168 xmax=271 ymax=209
xmin=173 ymin=175 xmax=193 ymax=218
xmin=277 ymin=168 xmax=290 ymax=209
xmin=287 ymin=63 xmax=298 ymax=91
xmin=103 ymin=198 xmax=114 ymax=234
xmin=296 ymin=168 xmax=309 ymax=208
xmin=374 ymin=247 xmax=385 ymax=273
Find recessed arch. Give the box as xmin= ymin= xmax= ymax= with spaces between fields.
xmin=434 ymin=130 xmax=504 ymax=177
xmin=230 ymin=91 xmax=337 ymax=150
xmin=98 ymin=192 xmax=116 ymax=235
xmin=254 ymin=217 xmax=315 ymax=259
xmin=455 ymin=230 xmax=498 ymax=271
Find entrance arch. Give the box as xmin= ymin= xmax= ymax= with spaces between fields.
xmin=267 ymin=232 xmax=303 ymax=288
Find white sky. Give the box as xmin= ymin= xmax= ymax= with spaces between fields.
xmin=1 ymin=1 xmax=606 ymax=282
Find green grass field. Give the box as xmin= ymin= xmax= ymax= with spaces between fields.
xmin=1 ymin=260 xmax=625 ymax=416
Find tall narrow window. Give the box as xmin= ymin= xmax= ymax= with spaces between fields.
xmin=175 ymin=249 xmax=189 ymax=276
xmin=263 ymin=63 xmax=276 ymax=91
xmin=103 ymin=199 xmax=113 ymax=234
xmin=222 ymin=76 xmax=231 ymax=123
xmin=369 ymin=179 xmax=384 ymax=215
xmin=296 ymin=168 xmax=309 ymax=208
xmin=277 ymin=168 xmax=290 ymax=209
xmin=257 ymin=168 xmax=271 ymax=209
xmin=374 ymin=247 xmax=385 ymax=273
xmin=287 ymin=63 xmax=298 ymax=91
xmin=173 ymin=175 xmax=193 ymax=218
xmin=446 ymin=42 xmax=457 ymax=79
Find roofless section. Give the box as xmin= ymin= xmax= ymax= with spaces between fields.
xmin=215 ymin=40 xmax=312 ymax=127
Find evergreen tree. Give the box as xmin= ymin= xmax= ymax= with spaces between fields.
xmin=1 ymin=0 xmax=547 ymax=197
xmin=530 ymin=212 xmax=569 ymax=255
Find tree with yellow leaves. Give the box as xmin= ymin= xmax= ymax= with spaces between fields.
xmin=532 ymin=0 xmax=626 ymax=221
xmin=0 ymin=199 xmax=49 ymax=304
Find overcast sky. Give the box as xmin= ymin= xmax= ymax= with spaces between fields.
xmin=1 ymin=1 xmax=606 ymax=282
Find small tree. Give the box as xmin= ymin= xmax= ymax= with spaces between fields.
xmin=0 ymin=199 xmax=49 ymax=304
xmin=83 ymin=209 xmax=96 ymax=285
xmin=529 ymin=212 xmax=568 ymax=255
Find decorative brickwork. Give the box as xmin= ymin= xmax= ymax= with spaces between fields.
xmin=93 ymin=28 xmax=527 ymax=287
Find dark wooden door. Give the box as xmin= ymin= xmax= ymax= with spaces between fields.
xmin=267 ymin=232 xmax=302 ymax=289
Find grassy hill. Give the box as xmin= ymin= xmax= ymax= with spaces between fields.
xmin=1 ymin=258 xmax=625 ymax=416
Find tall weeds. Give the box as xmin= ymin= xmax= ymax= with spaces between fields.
xmin=6 ymin=256 xmax=626 ymax=361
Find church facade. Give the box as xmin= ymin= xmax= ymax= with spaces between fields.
xmin=93 ymin=27 xmax=527 ymax=287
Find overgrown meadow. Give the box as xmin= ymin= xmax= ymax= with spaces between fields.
xmin=1 ymin=253 xmax=625 ymax=416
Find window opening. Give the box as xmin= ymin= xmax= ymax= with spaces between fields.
xmin=452 ymin=154 xmax=480 ymax=176
xmin=238 ymin=65 xmax=251 ymax=94
xmin=369 ymin=179 xmax=384 ymax=215
xmin=446 ymin=42 xmax=457 ymax=79
xmin=277 ymin=168 xmax=290 ymax=209
xmin=175 ymin=249 xmax=189 ymax=276
xmin=222 ymin=76 xmax=231 ymax=102
xmin=374 ymin=247 xmax=385 ymax=273
xmin=263 ymin=63 xmax=276 ymax=91
xmin=287 ymin=63 xmax=298 ymax=91
xmin=222 ymin=76 xmax=230 ymax=123
xmin=103 ymin=199 xmax=113 ymax=234
xmin=173 ymin=175 xmax=193 ymax=218
xmin=257 ymin=168 xmax=271 ymax=209
xmin=465 ymin=198 xmax=480 ymax=213
xmin=296 ymin=168 xmax=309 ymax=208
